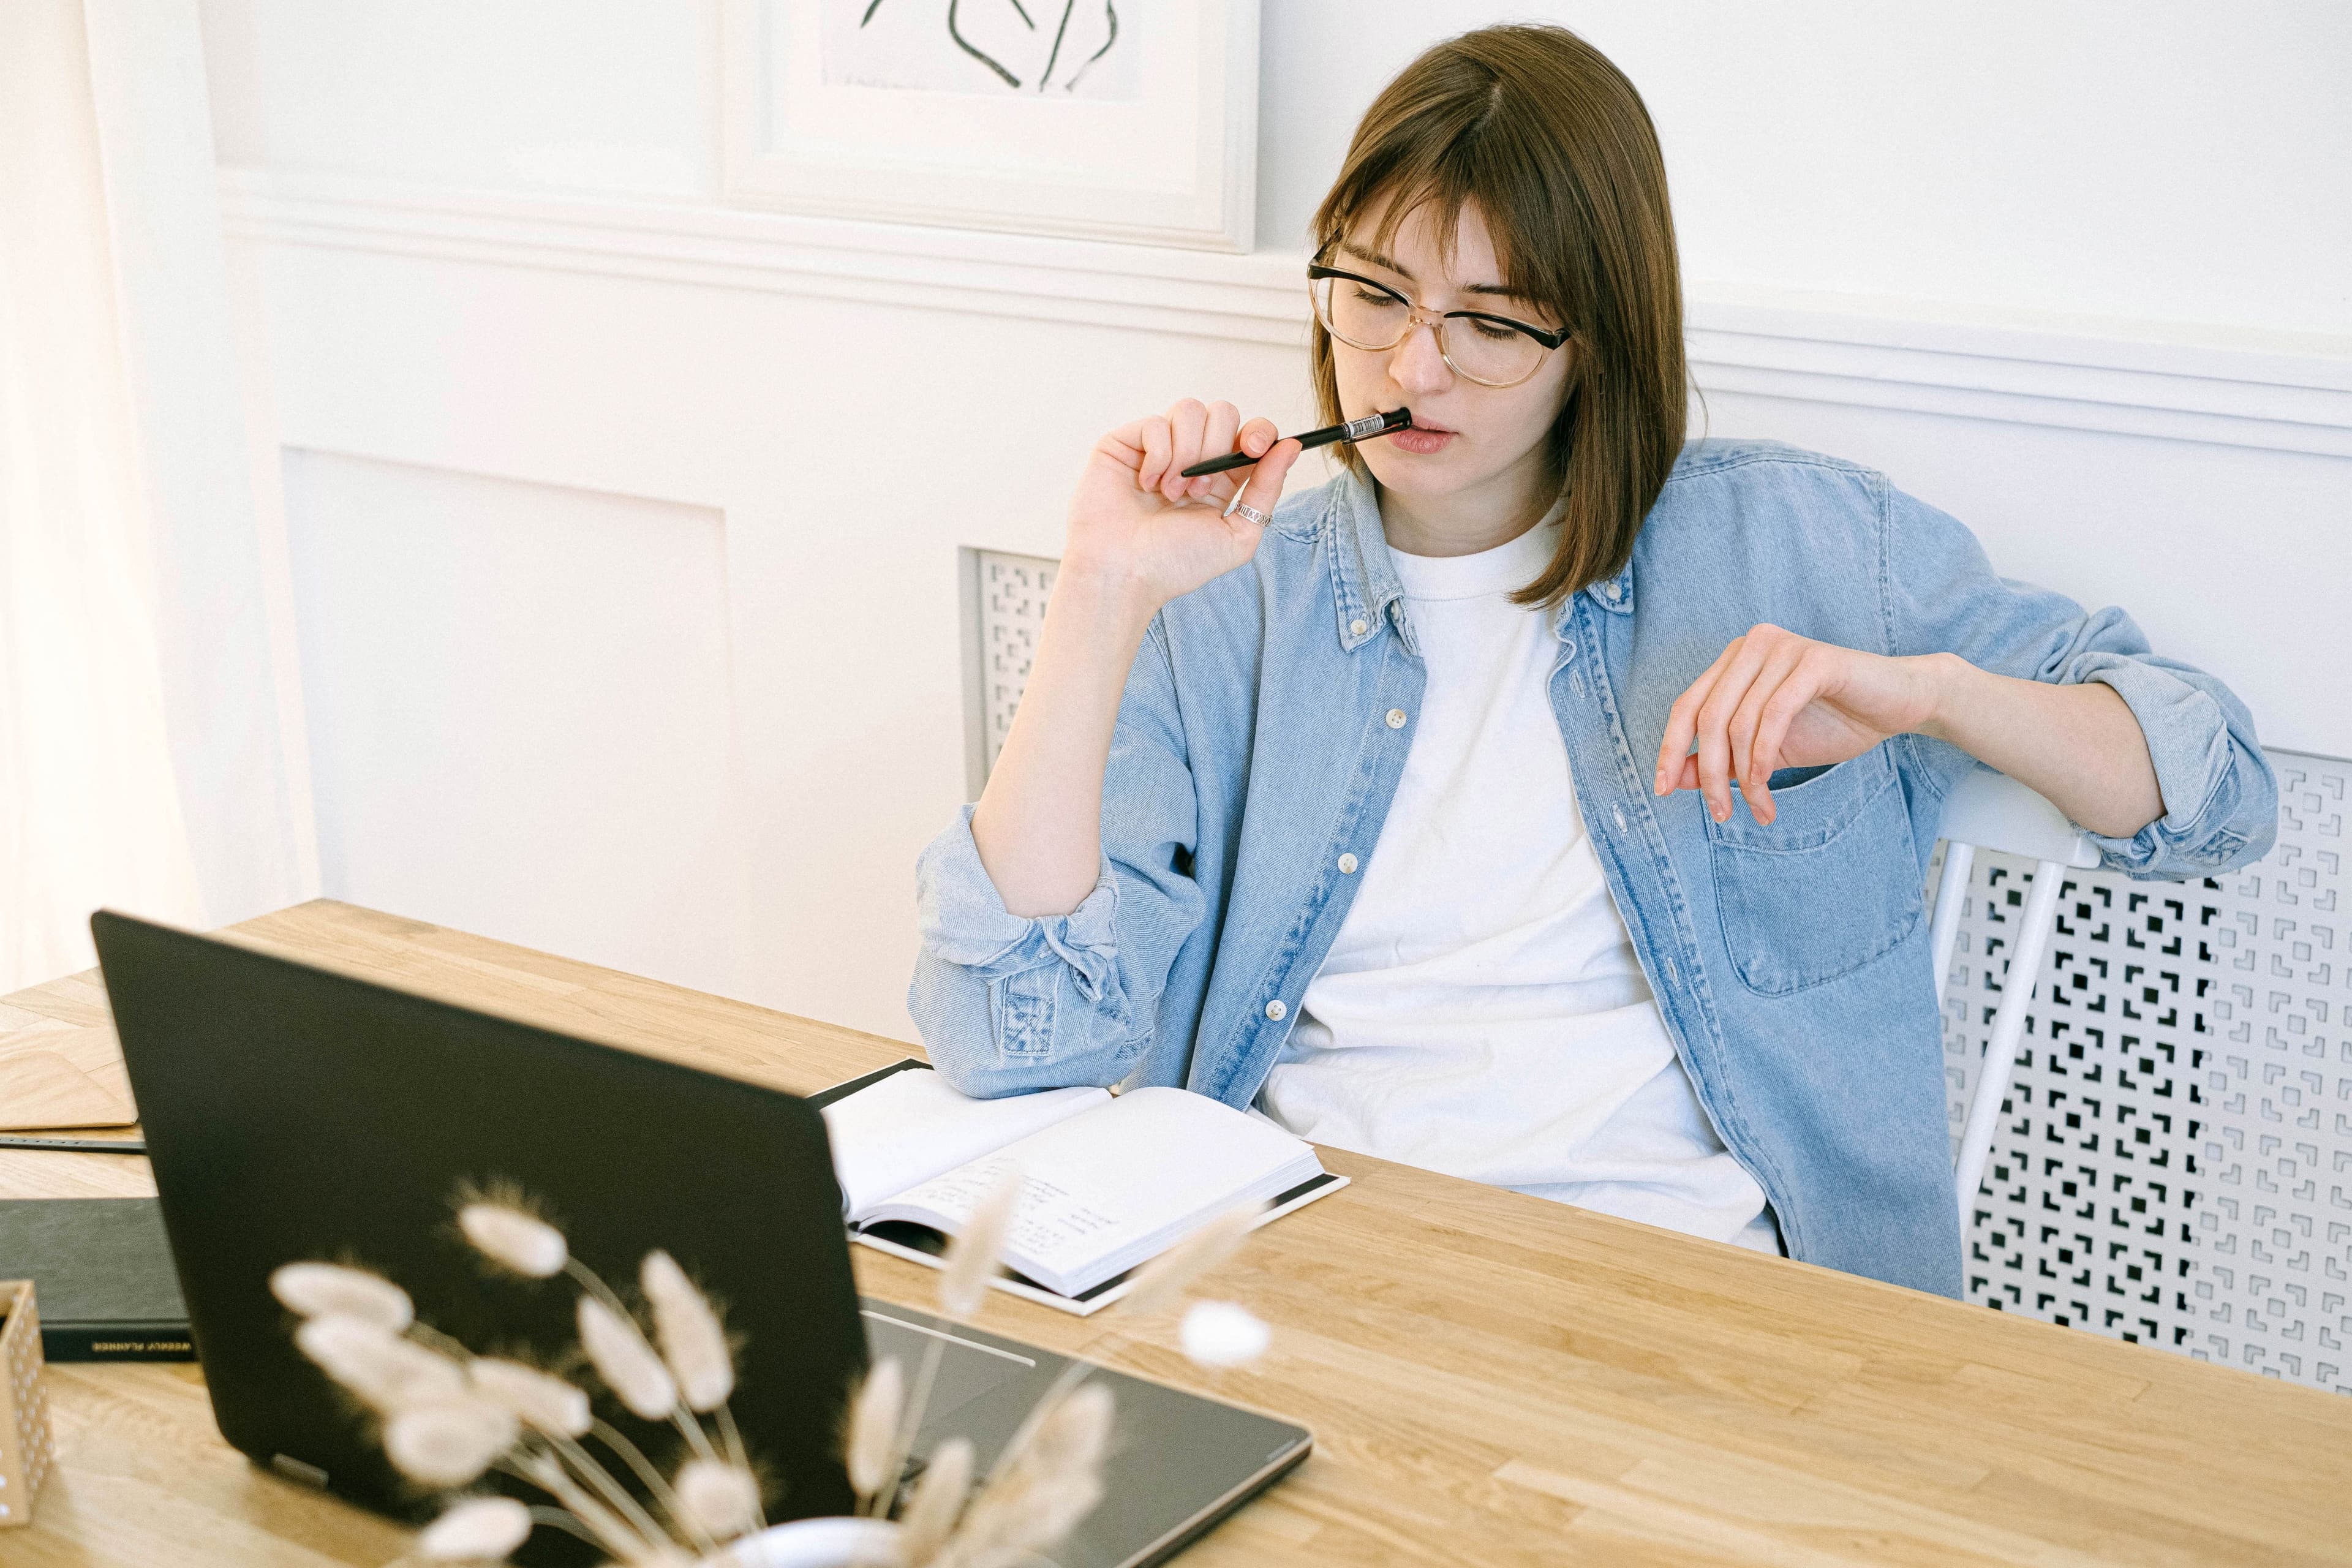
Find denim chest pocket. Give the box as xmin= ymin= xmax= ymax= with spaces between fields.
xmin=1707 ymin=744 xmax=1923 ymax=997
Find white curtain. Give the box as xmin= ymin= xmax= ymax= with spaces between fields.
xmin=0 ymin=0 xmax=311 ymax=993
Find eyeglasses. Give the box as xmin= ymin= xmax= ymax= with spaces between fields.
xmin=1308 ymin=264 xmax=1570 ymax=390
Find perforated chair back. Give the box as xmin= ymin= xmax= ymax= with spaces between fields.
xmin=1931 ymin=767 xmax=2098 ymax=1243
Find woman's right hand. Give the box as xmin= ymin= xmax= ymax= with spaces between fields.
xmin=974 ymin=398 xmax=1298 ymax=916
xmin=1061 ymin=398 xmax=1305 ymax=612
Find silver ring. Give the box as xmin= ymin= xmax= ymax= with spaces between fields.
xmin=1230 ymin=500 xmax=1270 ymax=527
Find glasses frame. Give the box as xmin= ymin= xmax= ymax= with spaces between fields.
xmin=1306 ymin=264 xmax=1571 ymax=390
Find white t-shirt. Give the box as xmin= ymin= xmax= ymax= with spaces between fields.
xmin=1253 ymin=512 xmax=1782 ymax=1257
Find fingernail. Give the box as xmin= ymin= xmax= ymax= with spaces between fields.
xmin=1712 ymin=801 xmax=1730 ymax=823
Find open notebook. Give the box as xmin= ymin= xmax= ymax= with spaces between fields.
xmin=812 ymin=1061 xmax=1346 ymax=1315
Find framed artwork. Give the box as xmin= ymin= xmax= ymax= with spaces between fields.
xmin=720 ymin=0 xmax=1259 ymax=251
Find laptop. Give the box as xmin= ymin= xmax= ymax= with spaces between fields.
xmin=89 ymin=911 xmax=1310 ymax=1567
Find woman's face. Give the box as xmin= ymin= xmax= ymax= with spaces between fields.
xmin=1329 ymin=197 xmax=1575 ymax=514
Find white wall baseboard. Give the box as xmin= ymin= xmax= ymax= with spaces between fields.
xmin=217 ymin=168 xmax=2352 ymax=458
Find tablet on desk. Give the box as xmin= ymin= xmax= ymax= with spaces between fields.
xmin=89 ymin=910 xmax=1310 ymax=1568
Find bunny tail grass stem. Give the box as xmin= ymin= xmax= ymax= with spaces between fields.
xmin=672 ymin=1408 xmax=721 ymax=1464
xmin=563 ymin=1256 xmax=638 ymax=1324
xmin=525 ymin=1506 xmax=609 ymax=1548
xmin=872 ymin=1329 xmax=948 ymax=1519
xmin=976 ymin=1349 xmax=1115 ymax=1495
xmin=498 ymin=1454 xmax=650 ymax=1564
xmin=714 ymin=1404 xmax=764 ymax=1528
xmin=402 ymin=1321 xmax=472 ymax=1362
xmin=586 ymin=1417 xmax=706 ymax=1540
xmin=543 ymin=1430 xmax=707 ymax=1558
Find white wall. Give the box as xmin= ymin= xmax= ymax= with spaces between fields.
xmin=195 ymin=1 xmax=2352 ymax=1042
xmin=1259 ymin=2 xmax=2352 ymax=340
xmin=198 ymin=0 xmax=715 ymax=198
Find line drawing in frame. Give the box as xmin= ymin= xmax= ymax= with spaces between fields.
xmin=845 ymin=0 xmax=1129 ymax=96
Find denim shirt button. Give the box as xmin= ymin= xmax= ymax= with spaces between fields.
xmin=1264 ymin=999 xmax=1287 ymax=1022
xmin=1385 ymin=708 xmax=1408 ymax=729
xmin=1612 ymin=806 xmax=1630 ymax=833
xmin=1604 ymin=581 xmax=1622 ymax=600
xmin=1337 ymin=853 xmax=1359 ymax=874
xmin=1349 ymin=617 xmax=1368 ymax=637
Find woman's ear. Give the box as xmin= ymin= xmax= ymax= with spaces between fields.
xmin=1551 ymin=342 xmax=1581 ymax=417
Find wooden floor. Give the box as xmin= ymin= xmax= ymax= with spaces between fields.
xmin=2 ymin=899 xmax=2348 ymax=1565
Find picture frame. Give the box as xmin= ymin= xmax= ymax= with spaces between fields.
xmin=719 ymin=0 xmax=1259 ymax=252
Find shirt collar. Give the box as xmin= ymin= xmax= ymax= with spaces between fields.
xmin=1325 ymin=467 xmax=1415 ymax=657
xmin=1584 ymin=559 xmax=1635 ymax=617
xmin=1324 ymin=470 xmax=1634 ymax=652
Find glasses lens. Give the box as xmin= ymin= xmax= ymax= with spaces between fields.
xmin=1441 ymin=316 xmax=1548 ymax=386
xmin=1313 ymin=273 xmax=1409 ymax=350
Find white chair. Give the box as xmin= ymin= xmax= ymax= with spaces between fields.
xmin=1930 ymin=767 xmax=2098 ymax=1239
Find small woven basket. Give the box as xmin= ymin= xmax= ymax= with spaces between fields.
xmin=0 ymin=1280 xmax=55 ymax=1528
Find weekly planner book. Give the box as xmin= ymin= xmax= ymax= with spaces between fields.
xmin=812 ymin=1061 xmax=1346 ymax=1316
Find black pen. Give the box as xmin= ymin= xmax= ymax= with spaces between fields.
xmin=1179 ymin=407 xmax=1413 ymax=478
xmin=0 ymin=1134 xmax=148 ymax=1154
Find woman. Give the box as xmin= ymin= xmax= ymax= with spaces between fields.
xmin=907 ymin=25 xmax=2275 ymax=1298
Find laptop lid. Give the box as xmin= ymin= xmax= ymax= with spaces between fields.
xmin=90 ymin=910 xmax=868 ymax=1555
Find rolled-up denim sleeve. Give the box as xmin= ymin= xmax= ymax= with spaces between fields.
xmin=1883 ymin=480 xmax=2277 ymax=880
xmin=907 ymin=617 xmax=1207 ymax=1096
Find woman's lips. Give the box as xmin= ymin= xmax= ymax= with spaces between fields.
xmin=1389 ymin=421 xmax=1455 ymax=456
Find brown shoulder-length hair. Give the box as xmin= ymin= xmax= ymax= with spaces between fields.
xmin=1310 ymin=23 xmax=1686 ymax=606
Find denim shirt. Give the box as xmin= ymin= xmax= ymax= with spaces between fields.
xmin=910 ymin=439 xmax=2278 ymax=1299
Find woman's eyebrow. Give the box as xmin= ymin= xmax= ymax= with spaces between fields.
xmin=1338 ymin=244 xmax=1525 ymax=303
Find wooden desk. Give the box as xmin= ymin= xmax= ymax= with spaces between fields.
xmin=3 ymin=900 xmax=2348 ymax=1566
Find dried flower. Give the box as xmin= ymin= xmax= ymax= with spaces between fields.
xmin=940 ymin=1166 xmax=1023 ymax=1319
xmin=1180 ymin=1300 xmax=1270 ymax=1368
xmin=897 ymin=1434 xmax=972 ymax=1564
xmin=1120 ymin=1203 xmax=1261 ymax=1317
xmin=416 ymin=1494 xmax=533 ymax=1560
xmin=296 ymin=1314 xmax=465 ymax=1411
xmin=270 ymin=1262 xmax=414 ymax=1331
xmin=1020 ymin=1381 xmax=1113 ymax=1480
xmin=458 ymin=1203 xmax=568 ymax=1278
xmin=467 ymin=1357 xmax=591 ymax=1439
xmin=576 ymin=1294 xmax=677 ymax=1420
xmin=843 ymin=1355 xmax=904 ymax=1504
xmin=673 ymin=1456 xmax=761 ymax=1537
xmin=641 ymin=1250 xmax=734 ymax=1412
xmin=946 ymin=1384 xmax=1113 ymax=1567
xmin=383 ymin=1398 xmax=521 ymax=1488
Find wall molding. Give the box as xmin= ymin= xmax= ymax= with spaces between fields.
xmin=218 ymin=168 xmax=2352 ymax=458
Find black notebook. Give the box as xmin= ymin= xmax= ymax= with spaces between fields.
xmin=0 ymin=1197 xmax=193 ymax=1360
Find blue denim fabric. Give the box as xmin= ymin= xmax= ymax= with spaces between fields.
xmin=909 ymin=440 xmax=2278 ymax=1299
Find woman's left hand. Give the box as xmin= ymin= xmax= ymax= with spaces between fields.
xmin=1654 ymin=624 xmax=1953 ymax=826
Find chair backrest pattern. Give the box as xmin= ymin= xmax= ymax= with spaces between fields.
xmin=963 ymin=548 xmax=1060 ymax=799
xmin=1939 ymin=749 xmax=2350 ymax=1398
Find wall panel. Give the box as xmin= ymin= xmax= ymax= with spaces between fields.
xmin=282 ymin=451 xmax=751 ymax=997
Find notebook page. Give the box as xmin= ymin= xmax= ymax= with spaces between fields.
xmin=868 ymin=1087 xmax=1321 ymax=1296
xmin=821 ymin=1069 xmax=1109 ymax=1221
